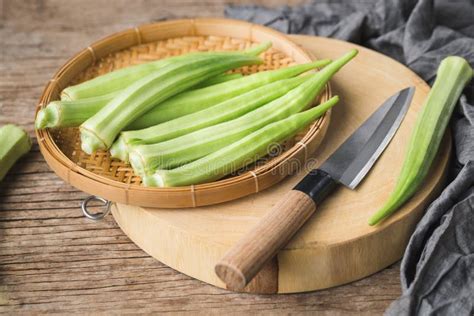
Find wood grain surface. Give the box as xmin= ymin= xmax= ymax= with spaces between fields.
xmin=216 ymin=190 xmax=317 ymax=291
xmin=2 ymin=0 xmax=403 ymax=314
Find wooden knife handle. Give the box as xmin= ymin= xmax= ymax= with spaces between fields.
xmin=215 ymin=189 xmax=317 ymax=291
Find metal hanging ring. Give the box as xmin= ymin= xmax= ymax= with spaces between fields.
xmin=81 ymin=196 xmax=111 ymax=221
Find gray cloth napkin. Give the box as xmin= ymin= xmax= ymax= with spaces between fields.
xmin=226 ymin=0 xmax=474 ymax=314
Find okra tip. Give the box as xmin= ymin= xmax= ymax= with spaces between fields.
xmin=312 ymin=59 xmax=332 ymax=68
xmin=338 ymin=49 xmax=359 ymax=65
xmin=244 ymin=41 xmax=272 ymax=56
xmin=367 ymin=200 xmax=401 ymax=226
xmin=322 ymin=96 xmax=340 ymax=111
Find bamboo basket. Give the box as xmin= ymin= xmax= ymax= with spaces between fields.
xmin=35 ymin=18 xmax=332 ymax=208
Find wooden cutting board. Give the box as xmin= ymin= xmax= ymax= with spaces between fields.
xmin=111 ymin=35 xmax=450 ymax=294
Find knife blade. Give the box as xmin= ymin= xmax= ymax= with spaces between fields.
xmin=215 ymin=87 xmax=415 ymax=291
xmin=321 ymin=87 xmax=415 ymax=189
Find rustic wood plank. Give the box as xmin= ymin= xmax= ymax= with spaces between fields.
xmin=0 ymin=0 xmax=401 ymax=313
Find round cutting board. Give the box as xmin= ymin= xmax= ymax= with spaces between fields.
xmin=112 ymin=35 xmax=450 ymax=294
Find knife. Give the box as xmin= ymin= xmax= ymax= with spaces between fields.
xmin=215 ymin=87 xmax=415 ymax=291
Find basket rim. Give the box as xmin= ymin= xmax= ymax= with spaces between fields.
xmin=35 ymin=18 xmax=332 ymax=203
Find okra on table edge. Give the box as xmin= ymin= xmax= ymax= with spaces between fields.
xmin=0 ymin=125 xmax=32 ymax=181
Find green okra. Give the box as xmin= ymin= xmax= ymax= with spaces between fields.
xmin=61 ymin=59 xmax=173 ymax=101
xmin=62 ymin=42 xmax=271 ymax=101
xmin=128 ymin=49 xmax=357 ymax=176
xmin=35 ymin=73 xmax=244 ymax=129
xmin=80 ymin=53 xmax=264 ymax=154
xmin=36 ymin=93 xmax=115 ymax=129
xmin=112 ymin=75 xmax=311 ymax=162
xmin=128 ymin=73 xmax=322 ymax=175
xmin=193 ymin=73 xmax=243 ymax=89
xmin=142 ymin=96 xmax=339 ymax=187
xmin=368 ymin=56 xmax=473 ymax=225
xmin=126 ymin=59 xmax=332 ymax=130
xmin=51 ymin=58 xmax=329 ymax=132
xmin=0 ymin=125 xmax=32 ymax=181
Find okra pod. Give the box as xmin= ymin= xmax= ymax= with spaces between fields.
xmin=36 ymin=93 xmax=115 ymax=129
xmin=368 ymin=56 xmax=473 ymax=225
xmin=129 ymin=49 xmax=357 ymax=175
xmin=0 ymin=125 xmax=32 ymax=181
xmin=127 ymin=73 xmax=321 ymax=173
xmin=62 ymin=42 xmax=271 ymax=101
xmin=80 ymin=54 xmax=263 ymax=154
xmin=61 ymin=59 xmax=173 ymax=101
xmin=193 ymin=73 xmax=243 ymax=88
xmin=113 ymin=75 xmax=310 ymax=162
xmin=142 ymin=96 xmax=339 ymax=187
xmin=126 ymin=59 xmax=332 ymax=130
xmin=35 ymin=73 xmax=243 ymax=129
xmin=42 ymin=58 xmax=328 ymax=131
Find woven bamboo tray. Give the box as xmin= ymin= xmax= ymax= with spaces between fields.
xmin=35 ymin=19 xmax=331 ymax=208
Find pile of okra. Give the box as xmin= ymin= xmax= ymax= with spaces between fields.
xmin=36 ymin=42 xmax=358 ymax=187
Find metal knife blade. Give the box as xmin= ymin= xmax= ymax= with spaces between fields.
xmin=215 ymin=86 xmax=416 ymax=291
xmin=319 ymin=86 xmax=415 ymax=189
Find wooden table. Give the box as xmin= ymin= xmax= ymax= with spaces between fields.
xmin=1 ymin=1 xmax=401 ymax=313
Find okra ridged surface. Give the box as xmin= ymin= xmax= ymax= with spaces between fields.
xmin=79 ymin=54 xmax=263 ymax=154
xmin=126 ymin=59 xmax=332 ymax=130
xmin=129 ymin=73 xmax=323 ymax=176
xmin=143 ymin=96 xmax=339 ymax=187
xmin=61 ymin=42 xmax=271 ymax=101
xmin=113 ymin=75 xmax=310 ymax=163
xmin=36 ymin=73 xmax=244 ymax=129
xmin=368 ymin=56 xmax=473 ymax=225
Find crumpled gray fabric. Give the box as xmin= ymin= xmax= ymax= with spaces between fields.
xmin=226 ymin=0 xmax=474 ymax=315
